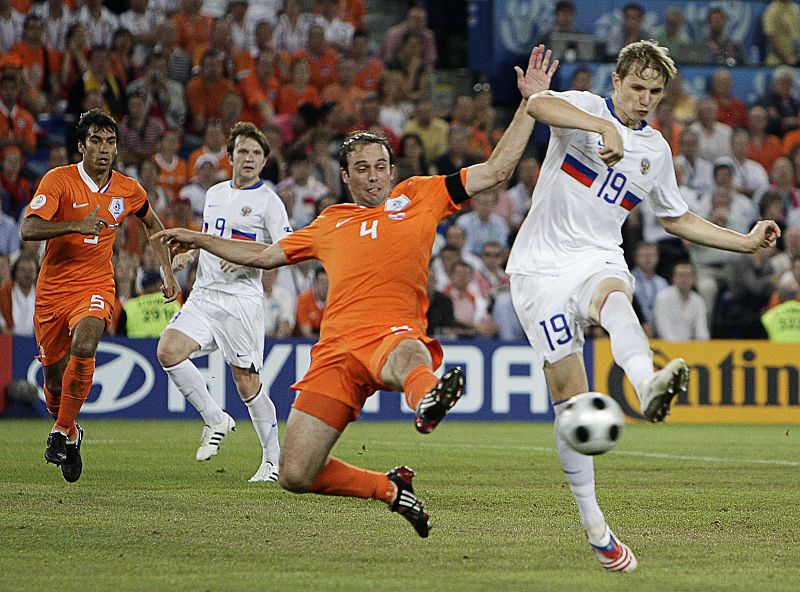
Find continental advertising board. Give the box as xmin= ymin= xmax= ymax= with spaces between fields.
xmin=594 ymin=339 xmax=800 ymax=424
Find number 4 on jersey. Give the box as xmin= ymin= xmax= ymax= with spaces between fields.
xmin=360 ymin=220 xmax=378 ymax=239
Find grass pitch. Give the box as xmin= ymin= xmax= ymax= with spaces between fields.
xmin=1 ymin=419 xmax=799 ymax=592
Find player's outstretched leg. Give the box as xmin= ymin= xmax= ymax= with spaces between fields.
xmin=414 ymin=367 xmax=465 ymax=434
xmin=387 ymin=466 xmax=430 ymax=538
xmin=196 ymin=413 xmax=236 ymax=461
xmin=640 ymin=358 xmax=689 ymax=422
xmin=61 ymin=424 xmax=84 ymax=482
xmin=589 ymin=525 xmax=638 ymax=573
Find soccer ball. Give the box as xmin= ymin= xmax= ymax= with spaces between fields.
xmin=557 ymin=392 xmax=625 ymax=456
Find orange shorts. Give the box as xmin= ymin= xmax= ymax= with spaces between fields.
xmin=293 ymin=391 xmax=359 ymax=431
xmin=34 ymin=290 xmax=114 ymax=365
xmin=290 ymin=327 xmax=443 ymax=415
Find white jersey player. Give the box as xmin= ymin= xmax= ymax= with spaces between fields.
xmin=509 ymin=41 xmax=780 ymax=572
xmin=157 ymin=122 xmax=293 ymax=483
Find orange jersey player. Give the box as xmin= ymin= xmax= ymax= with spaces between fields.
xmin=21 ymin=109 xmax=180 ymax=483
xmin=156 ymin=45 xmax=558 ymax=538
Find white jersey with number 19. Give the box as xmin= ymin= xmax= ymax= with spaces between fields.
xmin=507 ymin=91 xmax=688 ymax=276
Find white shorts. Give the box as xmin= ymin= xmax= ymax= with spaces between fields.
xmin=166 ymin=288 xmax=265 ymax=371
xmin=510 ymin=253 xmax=634 ymax=365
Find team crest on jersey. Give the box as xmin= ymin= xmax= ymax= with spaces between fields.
xmin=241 ymin=206 xmax=252 ymax=216
xmin=108 ymin=197 xmax=125 ymax=220
xmin=385 ymin=194 xmax=410 ymax=212
xmin=640 ymin=158 xmax=650 ymax=175
xmin=30 ymin=194 xmax=46 ymax=210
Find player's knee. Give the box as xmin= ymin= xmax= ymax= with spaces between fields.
xmin=278 ymin=469 xmax=312 ymax=493
xmin=156 ymin=338 xmax=183 ymax=367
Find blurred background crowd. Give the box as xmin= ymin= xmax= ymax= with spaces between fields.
xmin=2 ymin=0 xmax=800 ymax=343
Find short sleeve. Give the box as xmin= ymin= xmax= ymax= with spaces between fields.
xmin=391 ymin=172 xmax=462 ymax=220
xmin=649 ymin=140 xmax=689 ymax=218
xmin=25 ymin=169 xmax=63 ymax=221
xmin=264 ymin=190 xmax=294 ymax=243
xmin=279 ymin=219 xmax=320 ymax=263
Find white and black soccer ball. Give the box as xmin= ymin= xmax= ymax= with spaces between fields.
xmin=557 ymin=392 xmax=625 ymax=456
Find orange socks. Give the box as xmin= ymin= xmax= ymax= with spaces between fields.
xmin=309 ymin=457 xmax=395 ymax=503
xmin=403 ymin=365 xmax=438 ymax=410
xmin=54 ymin=356 xmax=95 ymax=434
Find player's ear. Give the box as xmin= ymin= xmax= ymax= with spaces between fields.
xmin=340 ymin=167 xmax=349 ymax=186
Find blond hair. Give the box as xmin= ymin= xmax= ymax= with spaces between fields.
xmin=616 ymin=40 xmax=677 ymax=85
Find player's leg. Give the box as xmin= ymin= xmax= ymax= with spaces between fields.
xmin=230 ymin=365 xmax=280 ymax=482
xmin=590 ymin=278 xmax=688 ymax=422
xmin=379 ymin=337 xmax=464 ymax=434
xmin=158 ymin=326 xmax=233 ymax=460
xmin=285 ymin=392 xmax=430 ymax=537
xmin=41 ymin=355 xmax=69 ymax=465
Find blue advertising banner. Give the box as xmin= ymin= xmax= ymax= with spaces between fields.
xmin=11 ymin=336 xmax=554 ymax=422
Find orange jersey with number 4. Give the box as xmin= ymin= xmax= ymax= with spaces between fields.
xmin=279 ymin=171 xmax=464 ymax=337
xmin=26 ymin=163 xmax=150 ymax=309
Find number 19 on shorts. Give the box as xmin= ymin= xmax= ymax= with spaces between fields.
xmin=539 ymin=313 xmax=573 ymax=351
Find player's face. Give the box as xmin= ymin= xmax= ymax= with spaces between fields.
xmin=611 ymin=69 xmax=666 ymax=128
xmin=230 ymin=136 xmax=267 ymax=188
xmin=341 ymin=143 xmax=395 ymax=208
xmin=78 ymin=125 xmax=118 ymax=175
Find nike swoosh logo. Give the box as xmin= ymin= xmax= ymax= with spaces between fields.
xmin=72 ymin=203 xmax=89 ymax=208
xmin=335 ymin=218 xmax=352 ymax=228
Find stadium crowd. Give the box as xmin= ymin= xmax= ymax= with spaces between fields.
xmin=2 ymin=0 xmax=800 ymax=342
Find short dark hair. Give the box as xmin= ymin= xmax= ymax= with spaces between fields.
xmin=226 ymin=121 xmax=270 ymax=159
xmin=338 ymin=131 xmax=394 ymax=171
xmin=76 ymin=109 xmax=119 ymax=145
xmin=555 ymin=1 xmax=574 ymax=13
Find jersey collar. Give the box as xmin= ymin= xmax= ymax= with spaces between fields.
xmin=78 ymin=161 xmax=112 ymax=193
xmin=605 ymin=97 xmax=648 ymax=131
xmin=230 ymin=179 xmax=264 ymax=190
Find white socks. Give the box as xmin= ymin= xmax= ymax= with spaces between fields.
xmin=163 ymin=359 xmax=225 ymax=426
xmin=245 ymin=387 xmax=280 ymax=465
xmin=599 ymin=291 xmax=654 ymax=405
xmin=554 ymin=402 xmax=609 ymax=546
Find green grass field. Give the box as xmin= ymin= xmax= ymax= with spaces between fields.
xmin=2 ymin=419 xmax=799 ymax=592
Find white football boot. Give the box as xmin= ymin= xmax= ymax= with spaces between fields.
xmin=640 ymin=358 xmax=689 ymax=422
xmin=196 ymin=413 xmax=236 ymax=461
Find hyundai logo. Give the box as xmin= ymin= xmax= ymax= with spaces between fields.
xmin=29 ymin=342 xmax=155 ymax=413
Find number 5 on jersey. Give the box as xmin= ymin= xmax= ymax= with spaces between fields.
xmin=360 ymin=220 xmax=378 ymax=239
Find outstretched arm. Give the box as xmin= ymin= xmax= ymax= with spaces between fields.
xmin=140 ymin=208 xmax=181 ymax=303
xmin=153 ymin=227 xmax=289 ymax=270
xmin=660 ymin=211 xmax=781 ymax=253
xmin=464 ymin=45 xmax=559 ymax=196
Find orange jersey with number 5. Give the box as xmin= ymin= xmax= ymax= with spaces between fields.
xmin=279 ymin=170 xmax=464 ymax=337
xmin=25 ymin=163 xmax=151 ymax=309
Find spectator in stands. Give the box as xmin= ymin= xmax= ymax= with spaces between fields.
xmin=747 ymin=105 xmax=784 ymax=173
xmin=653 ymin=6 xmax=692 ymax=63
xmin=351 ymin=28 xmax=383 ymax=94
xmin=449 ymin=95 xmax=492 ymax=159
xmin=308 ymin=128 xmax=341 ymax=196
xmin=137 ymin=159 xmax=170 ymax=215
xmin=496 ymin=156 xmax=537 ymax=231
xmin=262 ymin=268 xmax=294 ymax=338
xmin=425 ymin=265 xmax=458 ymax=339
xmin=724 ymin=246 xmax=777 ymax=338
xmin=119 ymin=0 xmax=163 ymax=68
xmin=153 ymin=20 xmax=192 ymax=85
xmin=403 ymin=100 xmax=448 ymax=163
xmin=772 ymin=250 xmax=800 ymax=301
xmin=688 ymin=98 xmax=733 ymax=163
xmin=651 ymin=100 xmax=682 ymax=156
xmin=759 ymin=191 xmax=787 ymax=249
xmin=227 ymin=0 xmax=255 ymax=53
xmin=0 ymin=253 xmax=37 ymax=336
xmin=773 ymin=226 xmax=800 ymax=277
xmin=0 ymin=207 xmax=19 ymax=258
xmin=701 ymin=163 xmax=757 ymax=232
xmin=127 ymin=51 xmax=186 ymax=131
xmin=313 ymin=0 xmax=354 ymax=53
xmin=187 ymin=120 xmax=232 ymax=181
xmin=0 ymin=147 xmax=32 ymax=219
xmin=702 ymin=6 xmax=747 ymax=66
xmin=58 ymin=23 xmax=90 ymax=93
xmin=763 ymin=0 xmax=800 ymax=67
xmin=456 ymin=189 xmax=509 ymax=256
xmin=675 ymin=128 xmax=714 ymax=195
xmin=604 ymin=3 xmax=651 ymax=61
xmin=192 ymin=18 xmax=252 ymax=81
xmin=430 ymin=125 xmax=478 ymax=177
xmin=66 ymin=45 xmax=127 ymax=119
xmin=75 ymin=0 xmax=119 ymax=49
xmin=631 ymin=242 xmax=668 ymax=334
xmin=278 ymin=150 xmax=328 ymax=228
xmin=274 ymin=0 xmax=312 ymax=55
xmin=764 ymin=157 xmax=800 ymax=228
xmin=569 ymin=67 xmax=593 ymax=92
xmin=109 ymin=28 xmax=139 ymax=88
xmin=653 ymin=261 xmax=709 ymax=341
xmin=32 ymin=0 xmax=74 ymax=53
xmin=9 ymin=15 xmax=62 ymax=113
xmin=761 ymin=283 xmax=800 ymax=341
xmin=757 ymin=67 xmax=800 ymax=138
xmin=0 ymin=0 xmax=25 ymax=53
xmin=708 ymin=69 xmax=748 ymax=129
xmin=664 ymin=71 xmax=696 ymax=124
xmin=715 ymin=129 xmax=770 ymax=200
xmin=441 ymin=224 xmax=482 ymax=277
xmin=172 ymin=0 xmax=213 ymax=57
xmin=154 ymin=129 xmax=188 ymax=199
xmin=321 ymin=56 xmax=366 ymax=117
xmin=351 ymin=95 xmax=399 ymax=153
xmin=540 ymin=1 xmax=580 ymax=47
xmin=177 ymin=154 xmax=220 ymax=224
xmin=444 ymin=260 xmax=495 ymax=338
xmin=295 ymin=267 xmax=327 ymax=338
xmin=0 ymin=75 xmax=36 ymax=161
xmin=395 ymin=133 xmax=429 ymax=183
xmin=119 ymin=270 xmax=182 ymax=338
xmin=295 ymin=24 xmax=339 ymax=93
xmin=380 ymin=5 xmax=438 ymax=67
xmin=276 ymin=57 xmax=323 ymax=116
xmin=239 ymin=49 xmax=280 ymax=128
xmin=475 ymin=240 xmax=510 ymax=300
xmin=185 ymin=49 xmax=239 ymax=135
xmin=386 ymin=32 xmax=431 ymax=105
xmin=118 ymin=91 xmax=167 ymax=169
xmin=377 ymin=71 xmax=408 ymax=137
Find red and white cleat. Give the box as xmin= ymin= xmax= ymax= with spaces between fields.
xmin=589 ymin=527 xmax=638 ymax=573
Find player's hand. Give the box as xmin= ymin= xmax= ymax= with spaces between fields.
xmin=171 ymin=250 xmax=195 ymax=272
xmin=598 ymin=124 xmax=624 ymax=167
xmin=515 ymin=44 xmax=559 ymax=100
xmin=75 ymin=205 xmax=108 ymax=236
xmin=220 ymin=260 xmax=243 ymax=273
xmin=161 ymin=274 xmax=181 ymax=303
xmin=747 ymin=219 xmax=781 ymax=251
xmin=154 ymin=228 xmax=203 ymax=256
